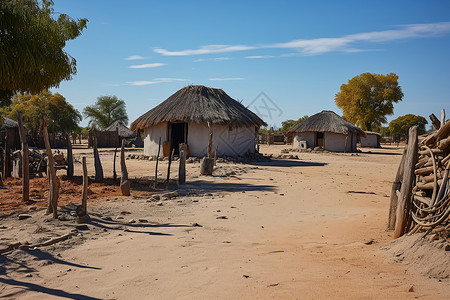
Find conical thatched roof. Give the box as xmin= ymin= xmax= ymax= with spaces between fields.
xmin=130 ymin=85 xmax=267 ymax=131
xmin=1 ymin=117 xmax=18 ymax=130
xmin=103 ymin=120 xmax=135 ymax=138
xmin=287 ymin=110 xmax=364 ymax=135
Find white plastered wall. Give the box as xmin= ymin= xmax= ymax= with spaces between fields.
xmin=143 ymin=122 xmax=167 ymax=156
xmin=360 ymin=134 xmax=379 ymax=147
xmin=293 ymin=132 xmax=315 ymax=149
xmin=324 ymin=132 xmax=357 ymax=152
xmin=143 ymin=122 xmax=256 ymax=157
xmin=188 ymin=123 xmax=256 ymax=157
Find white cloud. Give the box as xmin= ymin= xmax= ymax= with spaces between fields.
xmin=208 ymin=77 xmax=245 ymax=81
xmin=124 ymin=55 xmax=148 ymax=60
xmin=154 ymin=44 xmax=255 ymax=56
xmin=127 ymin=78 xmax=188 ymax=86
xmin=245 ymin=55 xmax=275 ymax=59
xmin=194 ymin=57 xmax=231 ymax=62
xmin=128 ymin=63 xmax=166 ymax=69
xmin=153 ymin=22 xmax=450 ymax=56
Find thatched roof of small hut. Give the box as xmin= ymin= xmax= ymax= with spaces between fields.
xmin=130 ymin=85 xmax=267 ymax=131
xmin=1 ymin=117 xmax=19 ymax=130
xmin=103 ymin=120 xmax=135 ymax=138
xmin=287 ymin=110 xmax=364 ymax=136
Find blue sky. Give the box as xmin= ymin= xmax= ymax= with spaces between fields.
xmin=51 ymin=0 xmax=450 ymax=129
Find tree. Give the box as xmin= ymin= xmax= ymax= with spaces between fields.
xmin=4 ymin=91 xmax=82 ymax=138
xmin=389 ymin=114 xmax=427 ymax=140
xmin=279 ymin=116 xmax=308 ymax=134
xmin=335 ymin=73 xmax=403 ymax=131
xmin=0 ymin=0 xmax=88 ymax=105
xmin=83 ymin=95 xmax=128 ymax=129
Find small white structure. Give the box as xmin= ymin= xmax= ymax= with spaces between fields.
xmin=287 ymin=110 xmax=364 ymax=152
xmin=130 ymin=85 xmax=266 ymax=157
xmin=360 ymin=131 xmax=381 ymax=148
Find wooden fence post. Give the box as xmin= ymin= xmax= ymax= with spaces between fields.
xmin=76 ymin=156 xmax=90 ymax=223
xmin=394 ymin=126 xmax=418 ymax=238
xmin=120 ymin=139 xmax=130 ymax=196
xmin=166 ymin=148 xmax=174 ymax=189
xmin=154 ymin=137 xmax=161 ymax=188
xmin=178 ymin=143 xmax=186 ymax=185
xmin=66 ymin=134 xmax=74 ymax=178
xmin=41 ymin=115 xmax=59 ymax=218
xmin=387 ymin=147 xmax=407 ymax=229
xmin=92 ymin=129 xmax=103 ymax=182
xmin=17 ymin=112 xmax=29 ymax=203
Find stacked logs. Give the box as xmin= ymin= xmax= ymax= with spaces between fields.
xmin=391 ymin=119 xmax=450 ymax=237
xmin=411 ymin=121 xmax=450 ymax=230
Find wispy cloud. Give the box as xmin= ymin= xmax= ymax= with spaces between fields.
xmin=194 ymin=57 xmax=231 ymax=62
xmin=154 ymin=45 xmax=255 ymax=56
xmin=125 ymin=55 xmax=148 ymax=61
xmin=245 ymin=55 xmax=275 ymax=59
xmin=127 ymin=78 xmax=188 ymax=86
xmin=209 ymin=77 xmax=245 ymax=81
xmin=154 ymin=22 xmax=450 ymax=56
xmin=128 ymin=63 xmax=166 ymax=69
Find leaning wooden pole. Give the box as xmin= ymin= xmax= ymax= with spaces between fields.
xmin=113 ymin=146 xmax=118 ymax=181
xmin=81 ymin=156 xmax=88 ymax=212
xmin=178 ymin=143 xmax=187 ymax=185
xmin=166 ymin=148 xmax=174 ymax=189
xmin=394 ymin=126 xmax=418 ymax=238
xmin=387 ymin=147 xmax=407 ymax=229
xmin=66 ymin=134 xmax=74 ymax=178
xmin=120 ymin=139 xmax=130 ymax=196
xmin=92 ymin=129 xmax=104 ymax=182
xmin=17 ymin=112 xmax=29 ymax=203
xmin=154 ymin=137 xmax=161 ymax=188
xmin=41 ymin=115 xmax=59 ymax=218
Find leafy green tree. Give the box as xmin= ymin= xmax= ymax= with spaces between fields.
xmin=389 ymin=114 xmax=427 ymax=140
xmin=0 ymin=0 xmax=88 ymax=105
xmin=4 ymin=91 xmax=82 ymax=138
xmin=280 ymin=116 xmax=308 ymax=134
xmin=378 ymin=126 xmax=391 ymax=137
xmin=83 ymin=95 xmax=128 ymax=129
xmin=335 ymin=73 xmax=403 ymax=131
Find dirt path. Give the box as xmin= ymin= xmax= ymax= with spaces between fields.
xmin=1 ymin=146 xmax=449 ymax=299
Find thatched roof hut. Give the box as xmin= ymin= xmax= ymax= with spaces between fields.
xmin=288 ymin=110 xmax=364 ymax=152
xmin=360 ymin=131 xmax=381 ymax=148
xmin=131 ymin=85 xmax=266 ymax=157
xmin=103 ymin=120 xmax=135 ymax=138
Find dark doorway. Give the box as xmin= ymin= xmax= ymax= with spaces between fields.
xmin=170 ymin=123 xmax=187 ymax=156
xmin=316 ymin=132 xmax=324 ymax=148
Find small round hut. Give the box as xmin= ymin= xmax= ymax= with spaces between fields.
xmin=287 ymin=110 xmax=364 ymax=152
xmin=130 ymin=85 xmax=266 ymax=157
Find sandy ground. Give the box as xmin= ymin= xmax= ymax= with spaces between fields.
xmin=0 ymin=144 xmax=449 ymax=299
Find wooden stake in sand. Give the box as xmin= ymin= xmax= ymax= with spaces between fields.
xmin=92 ymin=129 xmax=104 ymax=182
xmin=387 ymin=147 xmax=407 ymax=230
xmin=166 ymin=148 xmax=174 ymax=189
xmin=178 ymin=143 xmax=187 ymax=185
xmin=394 ymin=126 xmax=418 ymax=238
xmin=154 ymin=137 xmax=161 ymax=188
xmin=441 ymin=109 xmax=446 ymax=128
xmin=201 ymin=129 xmax=214 ymax=175
xmin=76 ymin=156 xmax=90 ymax=224
xmin=66 ymin=134 xmax=74 ymax=178
xmin=214 ymin=145 xmax=218 ymax=166
xmin=41 ymin=115 xmax=59 ymax=219
xmin=16 ymin=111 xmax=29 ymax=203
xmin=113 ymin=146 xmax=118 ymax=181
xmin=120 ymin=139 xmax=130 ymax=196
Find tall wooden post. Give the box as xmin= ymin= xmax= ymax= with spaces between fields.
xmin=166 ymin=148 xmax=174 ymax=189
xmin=120 ymin=139 xmax=130 ymax=196
xmin=4 ymin=135 xmax=10 ymax=178
xmin=394 ymin=126 xmax=418 ymax=238
xmin=178 ymin=143 xmax=187 ymax=184
xmin=42 ymin=115 xmax=59 ymax=218
xmin=113 ymin=146 xmax=118 ymax=181
xmin=154 ymin=137 xmax=161 ymax=188
xmin=17 ymin=112 xmax=29 ymax=202
xmin=66 ymin=134 xmax=74 ymax=178
xmin=387 ymin=148 xmax=407 ymax=229
xmin=81 ymin=156 xmax=88 ymax=212
xmin=441 ymin=109 xmax=446 ymax=128
xmin=92 ymin=129 xmax=103 ymax=182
